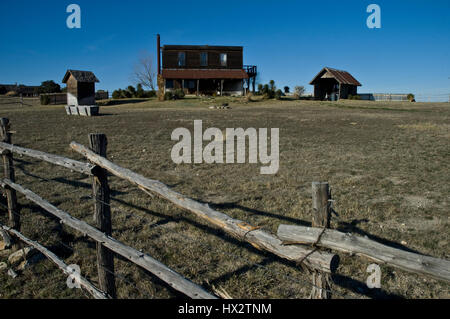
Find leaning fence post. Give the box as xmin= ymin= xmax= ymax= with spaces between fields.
xmin=0 ymin=118 xmax=19 ymax=230
xmin=89 ymin=133 xmax=116 ymax=298
xmin=310 ymin=182 xmax=332 ymax=299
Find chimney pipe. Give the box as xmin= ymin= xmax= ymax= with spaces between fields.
xmin=157 ymin=34 xmax=161 ymax=76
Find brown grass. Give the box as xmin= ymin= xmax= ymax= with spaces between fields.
xmin=0 ymin=97 xmax=449 ymax=299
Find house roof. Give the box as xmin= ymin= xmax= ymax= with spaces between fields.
xmin=162 ymin=69 xmax=248 ymax=79
xmin=62 ymin=70 xmax=99 ymax=83
xmin=310 ymin=67 xmax=361 ymax=86
xmin=163 ymin=45 xmax=243 ymax=51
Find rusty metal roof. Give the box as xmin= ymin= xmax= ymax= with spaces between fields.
xmin=310 ymin=67 xmax=361 ymax=86
xmin=163 ymin=45 xmax=243 ymax=51
xmin=62 ymin=70 xmax=99 ymax=83
xmin=162 ymin=69 xmax=248 ymax=79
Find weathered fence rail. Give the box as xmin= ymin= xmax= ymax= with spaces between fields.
xmin=0 ymin=141 xmax=96 ymax=176
xmin=277 ymin=224 xmax=450 ymax=283
xmin=70 ymin=141 xmax=339 ymax=273
xmin=1 ymin=115 xmax=448 ymax=299
xmin=0 ymin=117 xmax=216 ymax=299
xmin=0 ymin=179 xmax=216 ymax=299
xmin=0 ymin=223 xmax=108 ymax=299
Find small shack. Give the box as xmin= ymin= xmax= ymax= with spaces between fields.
xmin=62 ymin=70 xmax=100 ymax=116
xmin=310 ymin=67 xmax=361 ymax=100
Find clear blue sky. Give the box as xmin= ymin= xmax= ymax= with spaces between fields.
xmin=1 ymin=0 xmax=449 ymax=101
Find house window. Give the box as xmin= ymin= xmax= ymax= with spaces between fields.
xmin=178 ymin=52 xmax=186 ymax=67
xmin=200 ymin=52 xmax=208 ymax=66
xmin=220 ymin=53 xmax=227 ymax=67
xmin=165 ymin=79 xmax=174 ymax=89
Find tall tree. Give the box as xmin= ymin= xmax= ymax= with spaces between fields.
xmin=131 ymin=51 xmax=156 ymax=91
xmin=35 ymin=80 xmax=61 ymax=94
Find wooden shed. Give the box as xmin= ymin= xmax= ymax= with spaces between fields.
xmin=310 ymin=67 xmax=361 ymax=100
xmin=62 ymin=70 xmax=99 ymax=106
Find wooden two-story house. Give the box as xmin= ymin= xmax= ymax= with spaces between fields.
xmin=157 ymin=35 xmax=257 ymax=96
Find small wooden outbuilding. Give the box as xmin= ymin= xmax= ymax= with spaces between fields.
xmin=62 ymin=70 xmax=99 ymax=106
xmin=310 ymin=67 xmax=361 ymax=100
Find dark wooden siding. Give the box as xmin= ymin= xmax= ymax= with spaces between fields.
xmin=162 ymin=47 xmax=243 ymax=69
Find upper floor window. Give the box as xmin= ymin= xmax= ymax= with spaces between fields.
xmin=220 ymin=53 xmax=227 ymax=67
xmin=200 ymin=52 xmax=208 ymax=66
xmin=178 ymin=52 xmax=186 ymax=67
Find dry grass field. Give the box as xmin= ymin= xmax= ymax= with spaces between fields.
xmin=0 ymin=96 xmax=449 ymax=299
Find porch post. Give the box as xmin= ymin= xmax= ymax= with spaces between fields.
xmin=220 ymin=80 xmax=223 ymax=96
xmin=196 ymin=80 xmax=199 ymax=96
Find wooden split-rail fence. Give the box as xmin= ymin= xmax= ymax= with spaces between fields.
xmin=0 ymin=117 xmax=448 ymax=299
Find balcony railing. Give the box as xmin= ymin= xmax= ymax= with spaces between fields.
xmin=243 ymin=65 xmax=257 ymax=77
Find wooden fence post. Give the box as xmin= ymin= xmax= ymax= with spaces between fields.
xmin=89 ymin=133 xmax=116 ymax=298
xmin=0 ymin=118 xmax=19 ymax=230
xmin=310 ymin=182 xmax=332 ymax=299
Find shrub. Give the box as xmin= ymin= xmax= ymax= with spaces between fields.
xmin=121 ymin=90 xmax=132 ymax=98
xmin=164 ymin=91 xmax=173 ymax=100
xmin=127 ymin=85 xmax=136 ymax=96
xmin=136 ymin=84 xmax=145 ymax=98
xmin=407 ymin=93 xmax=415 ymax=101
xmin=274 ymin=89 xmax=283 ymax=100
xmin=146 ymin=90 xmax=157 ymax=98
xmin=112 ymin=89 xmax=122 ymax=99
xmin=284 ymin=86 xmax=290 ymax=94
xmin=40 ymin=95 xmax=50 ymax=105
xmin=348 ymin=94 xmax=361 ymax=100
xmin=257 ymin=84 xmax=263 ymax=95
xmin=173 ymin=88 xmax=185 ymax=100
xmin=294 ymin=86 xmax=305 ymax=98
xmin=36 ymin=80 xmax=61 ymax=94
xmin=269 ymin=80 xmax=276 ymax=92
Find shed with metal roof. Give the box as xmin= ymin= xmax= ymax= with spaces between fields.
xmin=310 ymin=67 xmax=361 ymax=100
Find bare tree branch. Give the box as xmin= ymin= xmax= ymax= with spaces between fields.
xmin=131 ymin=51 xmax=156 ymax=91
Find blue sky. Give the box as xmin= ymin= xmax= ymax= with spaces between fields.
xmin=1 ymin=0 xmax=449 ymax=101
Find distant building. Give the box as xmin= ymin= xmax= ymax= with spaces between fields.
xmin=0 ymin=84 xmax=39 ymax=97
xmin=310 ymin=67 xmax=361 ymax=100
xmin=157 ymin=35 xmax=257 ymax=96
xmin=62 ymin=70 xmax=99 ymax=106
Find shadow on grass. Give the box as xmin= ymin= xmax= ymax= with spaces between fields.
xmin=331 ymin=273 xmax=404 ymax=299
xmin=209 ymin=202 xmax=311 ymax=227
xmin=11 ymin=166 xmax=126 ymax=197
xmin=208 ymin=257 xmax=274 ymax=287
xmin=96 ymin=113 xmax=116 ymax=117
xmin=98 ymin=99 xmax=152 ymax=106
xmin=336 ymin=219 xmax=422 ymax=254
xmin=108 ymin=197 xmax=406 ymax=299
xmin=16 ymin=193 xmax=408 ymax=299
